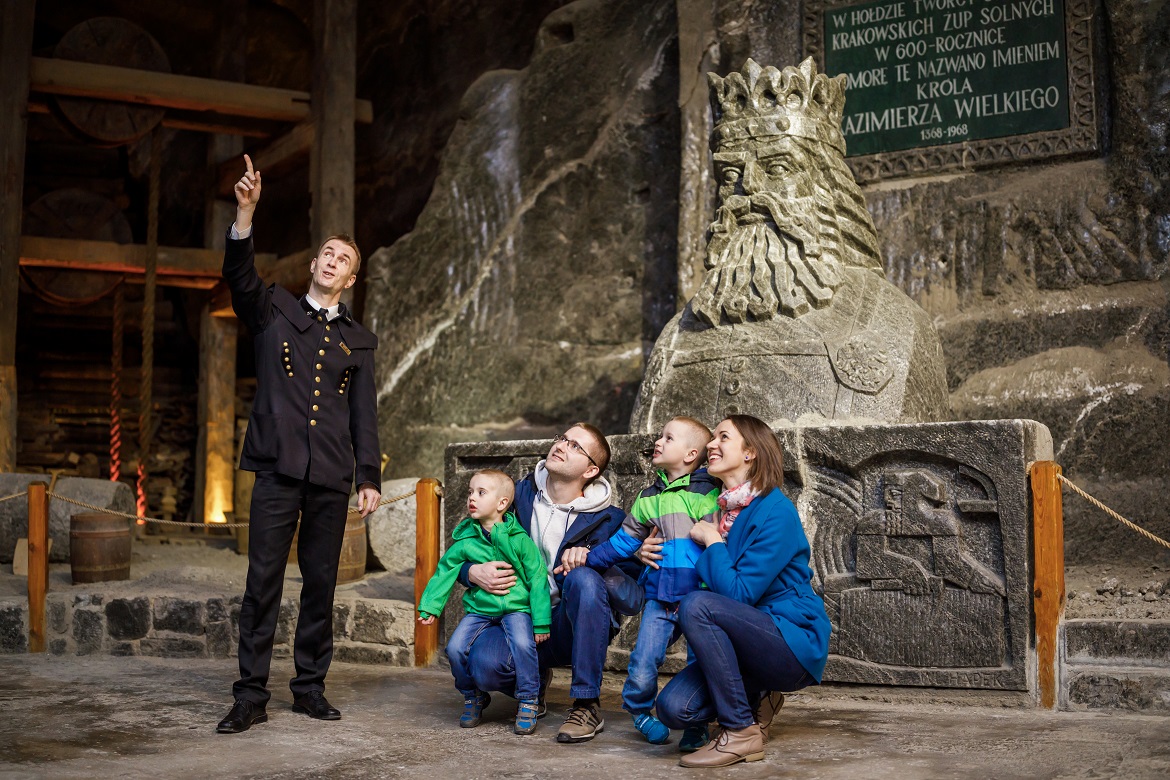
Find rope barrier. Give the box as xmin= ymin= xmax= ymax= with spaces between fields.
xmin=1057 ymin=474 xmax=1170 ymax=551
xmin=0 ymin=491 xmax=28 ymax=504
xmin=42 ymin=488 xmax=420 ymax=529
xmin=110 ymin=281 xmax=124 ymax=483
xmin=137 ymin=128 xmax=160 ymax=519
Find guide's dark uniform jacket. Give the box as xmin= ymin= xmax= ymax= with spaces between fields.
xmin=223 ymin=230 xmax=380 ymax=493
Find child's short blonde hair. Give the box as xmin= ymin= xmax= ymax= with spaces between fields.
xmin=473 ymin=469 xmax=515 ymax=502
xmin=671 ymin=416 xmax=713 ymax=466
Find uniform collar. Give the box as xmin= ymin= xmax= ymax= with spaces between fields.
xmin=301 ymin=294 xmax=352 ymax=324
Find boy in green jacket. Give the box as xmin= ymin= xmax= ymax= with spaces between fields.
xmin=418 ymin=469 xmax=551 ymax=735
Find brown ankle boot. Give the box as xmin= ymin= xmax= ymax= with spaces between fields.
xmin=754 ymin=691 xmax=785 ymax=742
xmin=679 ymin=723 xmax=765 ymax=767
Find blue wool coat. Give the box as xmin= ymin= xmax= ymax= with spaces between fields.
xmin=696 ymin=487 xmax=831 ymax=681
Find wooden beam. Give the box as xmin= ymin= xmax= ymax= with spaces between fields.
xmin=1030 ymin=460 xmax=1065 ymax=709
xmin=28 ymin=100 xmax=273 ymax=138
xmin=312 ymin=0 xmax=357 ymax=308
xmin=197 ymin=305 xmax=237 ymax=524
xmin=216 ymin=122 xmax=314 ymax=197
xmin=414 ymin=478 xmax=441 ymax=666
xmin=29 ymin=57 xmax=374 ymax=124
xmin=19 ymin=235 xmax=275 ymax=278
xmin=27 ymin=481 xmax=48 ymax=653
xmin=0 ymin=0 xmax=36 ymax=472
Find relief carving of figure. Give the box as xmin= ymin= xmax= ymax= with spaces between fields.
xmin=631 ymin=58 xmax=950 ymax=432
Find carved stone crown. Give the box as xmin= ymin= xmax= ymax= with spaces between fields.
xmin=709 ymin=57 xmax=847 ymax=154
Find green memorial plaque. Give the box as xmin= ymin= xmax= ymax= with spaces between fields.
xmin=805 ymin=0 xmax=1097 ymax=181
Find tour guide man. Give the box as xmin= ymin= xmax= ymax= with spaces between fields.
xmin=217 ymin=155 xmax=382 ymax=734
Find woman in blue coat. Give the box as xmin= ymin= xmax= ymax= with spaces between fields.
xmin=655 ymin=414 xmax=830 ymax=768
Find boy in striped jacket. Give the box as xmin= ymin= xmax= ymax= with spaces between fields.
xmin=584 ymin=416 xmax=719 ymax=751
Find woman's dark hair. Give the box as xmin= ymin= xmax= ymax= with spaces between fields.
xmin=725 ymin=414 xmax=784 ymax=495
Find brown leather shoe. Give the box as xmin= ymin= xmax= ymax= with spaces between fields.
xmin=679 ymin=723 xmax=765 ymax=767
xmin=754 ymin=691 xmax=784 ymax=742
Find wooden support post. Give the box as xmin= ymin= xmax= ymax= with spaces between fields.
xmin=27 ymin=480 xmax=48 ymax=653
xmin=194 ymin=0 xmax=244 ymax=529
xmin=0 ymin=0 xmax=37 ymax=472
xmin=1030 ymin=460 xmax=1065 ymax=709
xmin=414 ymin=478 xmax=441 ymax=666
xmin=196 ymin=307 xmax=237 ymax=525
xmin=310 ymin=0 xmax=356 ymax=308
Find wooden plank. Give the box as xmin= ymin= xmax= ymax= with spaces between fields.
xmin=414 ymin=478 xmax=442 ymax=666
xmin=27 ymin=481 xmax=48 ymax=653
xmin=30 ymin=57 xmax=373 ymax=124
xmin=216 ymin=122 xmax=314 ymax=197
xmin=28 ymin=101 xmax=273 ymax=138
xmin=1030 ymin=460 xmax=1065 ymax=709
xmin=0 ymin=0 xmax=36 ymax=472
xmin=19 ymin=236 xmax=275 ymax=278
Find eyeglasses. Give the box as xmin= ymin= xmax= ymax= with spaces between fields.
xmin=552 ymin=433 xmax=598 ymax=468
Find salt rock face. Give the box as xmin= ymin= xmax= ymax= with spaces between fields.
xmin=366 ymin=477 xmax=420 ymax=575
xmin=631 ymin=58 xmax=949 ymax=432
xmin=0 ymin=475 xmax=135 ymax=564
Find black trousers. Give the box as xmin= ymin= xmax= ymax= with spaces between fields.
xmin=233 ymin=470 xmax=349 ymax=705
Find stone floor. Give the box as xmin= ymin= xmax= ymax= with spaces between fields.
xmin=1 ymin=655 xmax=1167 ymax=780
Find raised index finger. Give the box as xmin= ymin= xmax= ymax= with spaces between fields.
xmin=244 ymin=153 xmax=254 ymax=175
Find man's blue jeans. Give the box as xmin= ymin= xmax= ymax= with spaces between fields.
xmin=447 ymin=612 xmax=540 ymax=701
xmin=622 ymin=598 xmax=683 ymax=714
xmin=464 ymin=567 xmax=613 ymax=700
xmin=656 ymin=591 xmax=814 ymax=730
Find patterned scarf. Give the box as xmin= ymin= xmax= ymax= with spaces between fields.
xmin=717 ymin=481 xmax=759 ymax=538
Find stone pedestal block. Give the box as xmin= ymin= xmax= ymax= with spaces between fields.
xmin=446 ymin=419 xmax=1053 ymax=692
xmin=366 ymin=477 xmax=420 ymax=574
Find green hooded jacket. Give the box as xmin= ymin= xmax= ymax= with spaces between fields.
xmin=417 ymin=511 xmax=551 ymax=633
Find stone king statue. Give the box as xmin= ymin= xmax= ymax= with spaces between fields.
xmin=631 ymin=58 xmax=950 ymax=432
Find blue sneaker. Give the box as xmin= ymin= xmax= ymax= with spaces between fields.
xmin=515 ymin=700 xmax=539 ymax=735
xmin=460 ymin=691 xmax=490 ymax=728
xmin=632 ymin=712 xmax=670 ymax=745
xmin=679 ymin=724 xmax=709 ymax=752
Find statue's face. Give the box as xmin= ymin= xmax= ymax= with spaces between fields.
xmin=715 ymin=136 xmax=816 ymax=221
xmin=690 ymin=132 xmax=835 ymax=325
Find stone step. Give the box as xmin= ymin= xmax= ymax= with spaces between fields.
xmin=1062 ymin=619 xmax=1170 ymax=668
xmin=1063 ymin=666 xmax=1170 ymax=712
xmin=1060 ymin=619 xmax=1170 ymax=712
xmin=0 ymin=590 xmax=416 ymax=664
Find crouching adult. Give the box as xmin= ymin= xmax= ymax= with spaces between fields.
xmin=456 ymin=423 xmax=639 ymax=743
xmin=654 ymin=414 xmax=830 ymax=767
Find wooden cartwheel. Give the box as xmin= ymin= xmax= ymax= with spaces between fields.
xmin=52 ymin=17 xmax=171 ymax=147
xmin=20 ymin=188 xmax=132 ymax=305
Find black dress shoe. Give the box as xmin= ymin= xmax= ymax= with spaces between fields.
xmin=216 ymin=699 xmax=268 ymax=734
xmin=292 ymin=690 xmax=341 ymax=720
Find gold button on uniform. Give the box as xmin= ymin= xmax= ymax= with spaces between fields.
xmin=325 ymin=325 xmax=330 ymax=331
xmin=315 ymin=376 xmax=321 ymax=383
xmin=310 ymin=419 xmax=317 ymax=426
xmin=282 ymin=342 xmax=288 ymax=347
xmin=324 ymin=337 xmax=330 ymax=343
xmin=288 ymin=372 xmax=294 ymax=377
xmin=314 ymin=390 xmax=320 ymax=396
xmin=318 ymin=349 xmax=325 ymax=356
xmin=316 ymin=363 xmax=322 ymax=369
xmin=312 ymin=405 xmax=318 ymax=411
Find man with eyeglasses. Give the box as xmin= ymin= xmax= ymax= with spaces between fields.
xmin=454 ymin=422 xmax=638 ymax=743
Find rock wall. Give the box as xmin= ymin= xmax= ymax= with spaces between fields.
xmin=366 ymin=0 xmax=681 ymax=477
xmin=861 ymin=0 xmax=1170 ymax=565
xmin=672 ymin=0 xmax=1169 ymax=565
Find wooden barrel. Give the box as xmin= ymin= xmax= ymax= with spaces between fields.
xmin=289 ymin=514 xmax=367 ymax=584
xmin=336 ymin=514 xmax=367 ymax=584
xmin=70 ymin=512 xmax=132 ymax=584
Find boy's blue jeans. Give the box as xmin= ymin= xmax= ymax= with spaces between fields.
xmin=446 ymin=612 xmax=540 ymax=701
xmin=622 ymin=598 xmax=684 ymax=715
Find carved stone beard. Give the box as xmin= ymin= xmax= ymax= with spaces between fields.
xmin=691 ymin=190 xmax=843 ymax=326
